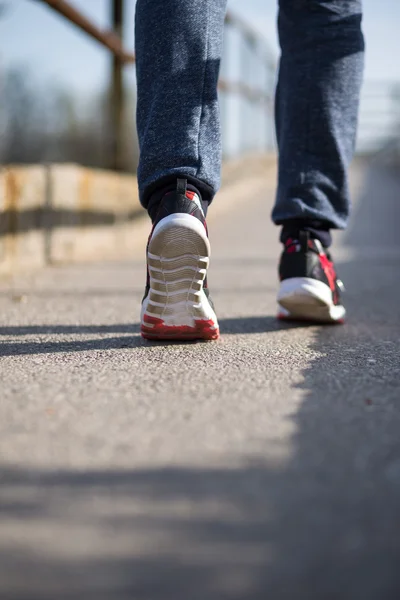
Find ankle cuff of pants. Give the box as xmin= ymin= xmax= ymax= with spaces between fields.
xmin=141 ymin=174 xmax=214 ymax=210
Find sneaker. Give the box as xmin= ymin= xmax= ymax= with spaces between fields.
xmin=277 ymin=231 xmax=345 ymax=323
xmin=140 ymin=178 xmax=219 ymax=341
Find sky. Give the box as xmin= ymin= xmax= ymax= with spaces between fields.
xmin=0 ymin=0 xmax=399 ymax=152
xmin=0 ymin=0 xmax=399 ymax=94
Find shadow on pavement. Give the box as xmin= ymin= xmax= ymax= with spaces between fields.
xmin=0 ymin=165 xmax=399 ymax=599
xmin=0 ymin=316 xmax=314 ymax=357
xmin=0 ymin=324 xmax=141 ymax=336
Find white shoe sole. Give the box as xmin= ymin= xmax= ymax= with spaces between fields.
xmin=277 ymin=277 xmax=346 ymax=323
xmin=141 ymin=213 xmax=219 ymax=340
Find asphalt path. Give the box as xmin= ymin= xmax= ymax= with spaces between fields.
xmin=1 ymin=159 xmax=399 ymax=599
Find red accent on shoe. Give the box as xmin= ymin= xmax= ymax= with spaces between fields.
xmin=186 ymin=191 xmax=196 ymax=200
xmin=141 ymin=314 xmax=219 ymax=341
xmin=319 ymin=252 xmax=337 ymax=294
xmin=284 ymin=238 xmax=297 ymax=254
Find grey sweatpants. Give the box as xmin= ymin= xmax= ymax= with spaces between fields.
xmin=135 ymin=0 xmax=364 ymax=230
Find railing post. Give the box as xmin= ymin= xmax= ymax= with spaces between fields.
xmin=240 ymin=34 xmax=248 ymax=155
xmin=110 ymin=0 xmax=125 ymax=171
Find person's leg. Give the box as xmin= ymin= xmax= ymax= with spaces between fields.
xmin=135 ymin=0 xmax=227 ymax=340
xmin=273 ymin=0 xmax=365 ymax=243
xmin=135 ymin=0 xmax=227 ymax=219
xmin=274 ymin=0 xmax=365 ymax=323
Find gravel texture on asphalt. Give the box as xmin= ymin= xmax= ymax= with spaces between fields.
xmin=1 ymin=161 xmax=399 ymax=599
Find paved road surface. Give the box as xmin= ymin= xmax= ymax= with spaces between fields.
xmin=1 ymin=160 xmax=400 ymax=599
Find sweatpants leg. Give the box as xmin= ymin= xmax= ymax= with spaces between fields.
xmin=135 ymin=0 xmax=227 ymax=209
xmin=273 ymin=0 xmax=365 ymax=230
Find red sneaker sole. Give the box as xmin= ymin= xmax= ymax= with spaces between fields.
xmin=141 ymin=314 xmax=219 ymax=341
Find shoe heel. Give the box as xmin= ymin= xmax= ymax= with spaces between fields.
xmin=141 ymin=214 xmax=219 ymax=340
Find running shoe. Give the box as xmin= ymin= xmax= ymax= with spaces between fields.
xmin=277 ymin=231 xmax=345 ymax=323
xmin=141 ymin=179 xmax=219 ymax=340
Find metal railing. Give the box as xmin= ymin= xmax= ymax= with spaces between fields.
xmin=357 ymin=80 xmax=400 ymax=155
xmin=37 ymin=0 xmax=276 ymax=170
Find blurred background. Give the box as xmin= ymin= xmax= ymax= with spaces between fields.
xmin=0 ymin=0 xmax=399 ymax=172
xmin=1 ymin=6 xmax=400 ymax=598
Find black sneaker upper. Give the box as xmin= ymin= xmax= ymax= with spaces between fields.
xmin=152 ymin=178 xmax=207 ymax=230
xmin=279 ymin=231 xmax=343 ymax=306
xmin=143 ymin=178 xmax=212 ymax=304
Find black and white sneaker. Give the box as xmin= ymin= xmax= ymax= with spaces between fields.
xmin=141 ymin=179 xmax=219 ymax=341
xmin=277 ymin=232 xmax=345 ymax=324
